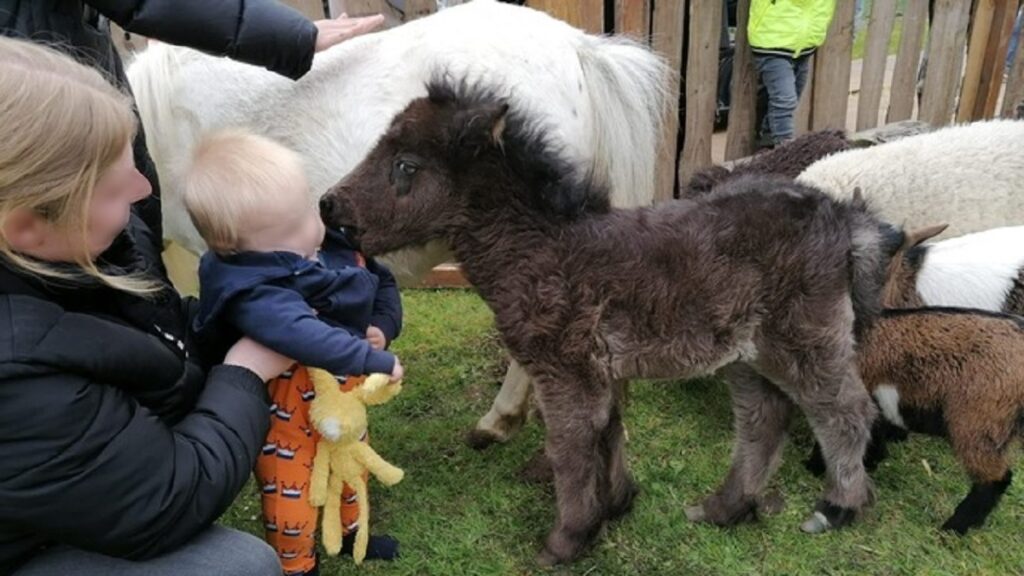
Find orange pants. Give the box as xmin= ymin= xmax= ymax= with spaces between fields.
xmin=255 ymin=366 xmax=367 ymax=575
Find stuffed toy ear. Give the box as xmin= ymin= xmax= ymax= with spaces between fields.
xmin=451 ymin=102 xmax=510 ymax=153
xmin=359 ymin=373 xmax=402 ymax=405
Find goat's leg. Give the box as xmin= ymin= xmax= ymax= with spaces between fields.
xmin=942 ymin=415 xmax=1014 ymax=534
xmin=603 ymin=380 xmax=638 ymax=521
xmin=467 ymin=359 xmax=533 ymax=449
xmin=533 ymin=374 xmax=613 ymax=566
xmin=793 ymin=364 xmax=876 ymax=534
xmin=805 ymin=416 xmax=895 ymax=477
xmin=687 ymin=363 xmax=793 ymax=526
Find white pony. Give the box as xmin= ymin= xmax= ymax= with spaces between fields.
xmin=127 ymin=0 xmax=670 ymax=446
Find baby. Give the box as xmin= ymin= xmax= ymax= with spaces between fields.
xmin=184 ymin=129 xmax=402 ymax=576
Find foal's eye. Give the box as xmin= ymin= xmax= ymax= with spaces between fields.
xmin=390 ymin=157 xmax=421 ymax=197
xmin=398 ymin=159 xmax=418 ymax=175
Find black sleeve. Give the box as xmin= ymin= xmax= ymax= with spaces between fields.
xmin=0 ymin=365 xmax=270 ymax=559
xmin=86 ymin=0 xmax=319 ymax=79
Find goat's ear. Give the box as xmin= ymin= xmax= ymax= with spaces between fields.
xmin=452 ymin=103 xmax=509 ymax=151
xmin=902 ymin=223 xmax=948 ymax=250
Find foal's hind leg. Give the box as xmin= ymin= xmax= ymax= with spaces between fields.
xmin=687 ymin=363 xmax=794 ymax=526
xmin=791 ymin=364 xmax=876 ymax=533
xmin=532 ymin=372 xmax=615 ymax=566
xmin=603 ymin=380 xmax=638 ymax=521
xmin=467 ymin=360 xmax=533 ymax=449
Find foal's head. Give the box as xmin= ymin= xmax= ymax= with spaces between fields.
xmin=319 ymin=80 xmax=605 ymax=255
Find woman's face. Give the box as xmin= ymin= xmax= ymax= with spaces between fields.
xmin=86 ymin=142 xmax=153 ymax=257
xmin=28 ymin=142 xmax=152 ymax=262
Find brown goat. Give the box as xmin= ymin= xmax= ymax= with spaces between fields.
xmin=320 ymin=82 xmax=889 ymax=565
xmin=857 ymin=307 xmax=1024 ymax=534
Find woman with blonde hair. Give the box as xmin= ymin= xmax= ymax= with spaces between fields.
xmin=0 ymin=35 xmax=304 ymax=576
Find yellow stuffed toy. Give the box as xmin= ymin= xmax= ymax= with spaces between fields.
xmin=307 ymin=367 xmax=404 ymax=565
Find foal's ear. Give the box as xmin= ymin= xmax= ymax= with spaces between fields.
xmin=451 ymin=102 xmax=510 ymax=152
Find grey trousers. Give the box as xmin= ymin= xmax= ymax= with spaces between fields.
xmin=12 ymin=526 xmax=281 ymax=576
xmin=754 ymin=52 xmax=812 ymax=144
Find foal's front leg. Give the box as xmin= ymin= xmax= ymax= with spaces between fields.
xmin=467 ymin=359 xmax=533 ymax=449
xmin=687 ymin=363 xmax=794 ymax=526
xmin=533 ymin=373 xmax=614 ymax=566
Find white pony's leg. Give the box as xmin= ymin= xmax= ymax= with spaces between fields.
xmin=467 ymin=359 xmax=533 ymax=449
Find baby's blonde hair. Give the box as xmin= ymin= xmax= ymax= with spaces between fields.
xmin=183 ymin=129 xmax=308 ymax=254
xmin=0 ymin=36 xmax=156 ymax=294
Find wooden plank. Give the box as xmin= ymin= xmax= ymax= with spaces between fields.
xmin=976 ymin=0 xmax=1020 ymax=118
xmin=415 ymin=263 xmax=471 ymax=289
xmin=615 ymin=0 xmax=651 ymax=41
xmin=725 ymin=0 xmax=757 ymax=160
xmin=405 ymin=0 xmax=438 ymax=20
xmin=281 ymin=0 xmax=326 ymax=20
xmin=919 ymin=0 xmax=972 ymax=127
xmin=528 ymin=0 xmax=604 ymax=34
xmin=856 ymin=0 xmax=897 ymax=130
xmin=811 ymin=0 xmax=855 ymax=130
xmin=957 ymin=0 xmax=997 ymax=122
xmin=1002 ymin=11 xmax=1024 ymax=116
xmin=679 ymin=0 xmax=722 ymax=183
xmin=651 ymin=0 xmax=685 ymax=202
xmin=887 ymin=0 xmax=928 ymax=122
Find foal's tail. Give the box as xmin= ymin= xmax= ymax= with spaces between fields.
xmin=576 ymin=36 xmax=672 ymax=208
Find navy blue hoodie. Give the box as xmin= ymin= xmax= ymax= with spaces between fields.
xmin=194 ymin=229 xmax=402 ymax=377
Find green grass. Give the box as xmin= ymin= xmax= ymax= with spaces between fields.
xmin=220 ymin=289 xmax=1024 ymax=575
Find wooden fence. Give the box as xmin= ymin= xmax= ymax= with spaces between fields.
xmin=282 ymin=0 xmax=1023 ymax=203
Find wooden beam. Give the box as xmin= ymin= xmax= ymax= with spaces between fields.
xmin=811 ymin=0 xmax=855 ymax=131
xmin=280 ymin=0 xmax=326 ymax=20
xmin=725 ymin=0 xmax=758 ymax=160
xmin=1002 ymin=9 xmax=1024 ymax=117
xmin=651 ymin=0 xmax=685 ymax=202
xmin=957 ymin=0 xmax=997 ymax=122
xmin=976 ymin=0 xmax=1020 ymax=118
xmin=887 ymin=0 xmax=928 ymax=122
xmin=615 ymin=0 xmax=650 ymax=41
xmin=527 ymin=0 xmax=604 ymax=34
xmin=856 ymin=0 xmax=897 ymax=130
xmin=919 ymin=0 xmax=972 ymax=127
xmin=679 ymin=0 xmax=721 ymax=184
xmin=795 ymin=61 xmax=814 ymax=134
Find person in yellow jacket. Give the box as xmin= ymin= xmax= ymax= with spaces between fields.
xmin=749 ymin=0 xmax=836 ymax=146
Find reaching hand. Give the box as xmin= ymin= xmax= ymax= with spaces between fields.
xmin=313 ymin=13 xmax=386 ymax=53
xmin=366 ymin=325 xmax=387 ymax=350
xmin=390 ymin=356 xmax=404 ymax=383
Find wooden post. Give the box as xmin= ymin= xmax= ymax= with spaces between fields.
xmin=976 ymin=0 xmax=1020 ymax=118
xmin=811 ymin=0 xmax=855 ymax=131
xmin=615 ymin=0 xmax=651 ymax=41
xmin=887 ymin=0 xmax=928 ymax=122
xmin=1002 ymin=13 xmax=1024 ymax=117
xmin=856 ymin=0 xmax=897 ymax=130
xmin=795 ymin=62 xmax=814 ymax=134
xmin=651 ymin=0 xmax=685 ymax=202
xmin=281 ymin=0 xmax=326 ymax=20
xmin=527 ymin=0 xmax=604 ymax=34
xmin=957 ymin=0 xmax=997 ymax=122
xmin=919 ymin=0 xmax=972 ymax=127
xmin=679 ymin=0 xmax=721 ymax=184
xmin=725 ymin=0 xmax=758 ymax=160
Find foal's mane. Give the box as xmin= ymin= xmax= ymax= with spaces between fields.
xmin=426 ymin=77 xmax=611 ymax=219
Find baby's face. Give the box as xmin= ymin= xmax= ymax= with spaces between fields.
xmin=240 ymin=176 xmax=326 ymax=259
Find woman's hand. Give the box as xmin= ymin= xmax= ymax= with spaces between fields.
xmin=313 ymin=13 xmax=386 ymax=52
xmin=223 ymin=337 xmax=293 ymax=382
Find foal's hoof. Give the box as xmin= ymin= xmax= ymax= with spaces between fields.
xmin=535 ymin=547 xmax=561 ymax=568
xmin=685 ymin=504 xmax=707 ymax=523
xmin=607 ymin=479 xmax=640 ymax=521
xmin=940 ymin=517 xmax=974 ymax=536
xmin=465 ymin=428 xmax=504 ymax=450
xmin=757 ymin=489 xmax=787 ymax=516
xmin=800 ymin=501 xmax=857 ymax=534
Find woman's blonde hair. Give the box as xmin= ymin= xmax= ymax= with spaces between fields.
xmin=0 ymin=36 xmax=157 ymax=294
xmin=183 ymin=129 xmax=307 ymax=254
